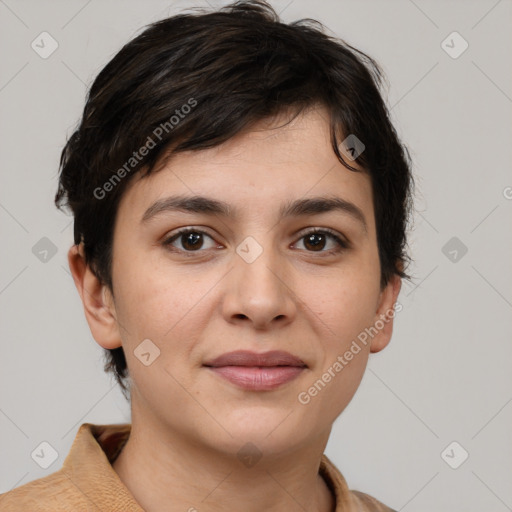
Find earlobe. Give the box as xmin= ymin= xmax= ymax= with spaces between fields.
xmin=369 ymin=274 xmax=402 ymax=353
xmin=67 ymin=244 xmax=122 ymax=350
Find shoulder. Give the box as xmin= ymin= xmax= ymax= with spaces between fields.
xmin=0 ymin=423 xmax=138 ymax=512
xmin=350 ymin=489 xmax=397 ymax=512
xmin=0 ymin=470 xmax=91 ymax=511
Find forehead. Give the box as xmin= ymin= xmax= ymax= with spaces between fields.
xmin=117 ymin=106 xmax=374 ymax=227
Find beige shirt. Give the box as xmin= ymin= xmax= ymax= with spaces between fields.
xmin=0 ymin=423 xmax=396 ymax=511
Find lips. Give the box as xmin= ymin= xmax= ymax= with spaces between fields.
xmin=203 ymin=350 xmax=307 ymax=391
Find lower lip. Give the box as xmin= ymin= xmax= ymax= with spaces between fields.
xmin=206 ymin=366 xmax=305 ymax=390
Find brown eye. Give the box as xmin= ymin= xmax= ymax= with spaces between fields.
xmin=163 ymin=229 xmax=217 ymax=252
xmin=181 ymin=231 xmax=203 ymax=250
xmin=303 ymin=232 xmax=327 ymax=251
xmin=295 ymin=229 xmax=348 ymax=254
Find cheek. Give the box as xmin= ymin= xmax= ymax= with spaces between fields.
xmin=112 ymin=256 xmax=218 ymax=372
xmin=112 ymin=265 xmax=209 ymax=407
xmin=301 ymin=266 xmax=380 ymax=344
xmin=295 ymin=281 xmax=376 ymax=425
xmin=114 ymin=247 xmax=204 ymax=332
xmin=294 ymin=267 xmax=379 ymax=408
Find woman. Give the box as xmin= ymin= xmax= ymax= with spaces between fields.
xmin=0 ymin=1 xmax=412 ymax=510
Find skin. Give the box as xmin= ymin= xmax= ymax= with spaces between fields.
xmin=68 ymin=104 xmax=401 ymax=512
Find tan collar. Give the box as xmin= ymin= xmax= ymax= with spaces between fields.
xmin=58 ymin=422 xmax=389 ymax=512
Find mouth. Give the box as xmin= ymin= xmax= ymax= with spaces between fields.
xmin=203 ymin=350 xmax=307 ymax=391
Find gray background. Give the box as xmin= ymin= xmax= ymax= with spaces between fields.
xmin=1 ymin=1 xmax=511 ymax=510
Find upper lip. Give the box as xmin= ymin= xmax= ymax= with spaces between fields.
xmin=203 ymin=350 xmax=307 ymax=368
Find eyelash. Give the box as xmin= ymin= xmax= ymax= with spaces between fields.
xmin=162 ymin=227 xmax=349 ymax=256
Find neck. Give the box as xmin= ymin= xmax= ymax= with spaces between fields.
xmin=112 ymin=416 xmax=335 ymax=512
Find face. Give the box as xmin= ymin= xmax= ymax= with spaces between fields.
xmin=73 ymin=105 xmax=401 ymax=456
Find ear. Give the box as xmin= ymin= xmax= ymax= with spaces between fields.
xmin=67 ymin=243 xmax=122 ymax=350
xmin=369 ymin=273 xmax=402 ymax=353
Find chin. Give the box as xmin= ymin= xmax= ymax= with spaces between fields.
xmin=217 ymin=405 xmax=314 ymax=451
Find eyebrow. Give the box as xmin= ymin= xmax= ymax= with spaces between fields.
xmin=141 ymin=194 xmax=367 ymax=232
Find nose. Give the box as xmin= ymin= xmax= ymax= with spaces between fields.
xmin=221 ymin=240 xmax=297 ymax=330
